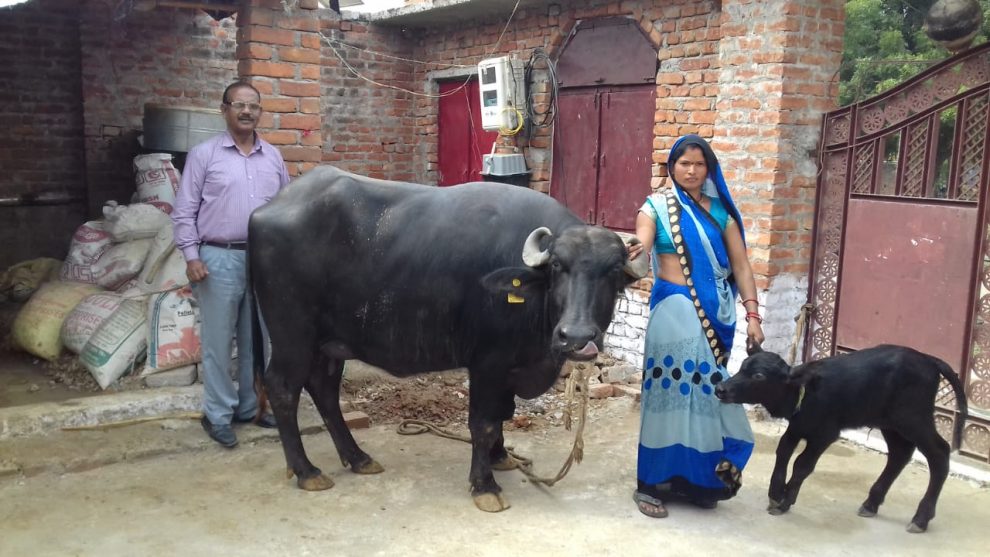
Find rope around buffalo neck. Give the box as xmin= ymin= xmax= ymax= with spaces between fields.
xmin=396 ymin=361 xmax=591 ymax=488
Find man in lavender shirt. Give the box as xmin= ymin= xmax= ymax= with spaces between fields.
xmin=171 ymin=81 xmax=291 ymax=448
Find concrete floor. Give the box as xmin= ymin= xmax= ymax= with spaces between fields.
xmin=1 ymin=395 xmax=988 ymax=557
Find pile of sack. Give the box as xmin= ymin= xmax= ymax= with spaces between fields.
xmin=7 ymin=154 xmax=202 ymax=390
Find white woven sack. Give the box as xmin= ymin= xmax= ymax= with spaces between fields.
xmin=80 ymin=298 xmax=148 ymax=389
xmin=61 ymin=292 xmax=124 ymax=354
xmin=144 ymin=285 xmax=201 ymax=374
xmin=61 ymin=221 xmax=113 ymax=282
xmin=133 ymin=153 xmax=181 ymax=214
xmin=103 ymin=201 xmax=172 ymax=242
xmin=137 ymin=224 xmax=188 ymax=294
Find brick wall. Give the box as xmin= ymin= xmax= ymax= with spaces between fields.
xmin=716 ymin=0 xmax=845 ymax=360
xmin=0 ymin=0 xmax=87 ymax=267
xmin=348 ymin=0 xmax=845 ymax=366
xmin=79 ymin=2 xmax=237 ymax=214
xmin=320 ymin=16 xmax=418 ymax=180
xmin=238 ymin=0 xmax=324 ymax=177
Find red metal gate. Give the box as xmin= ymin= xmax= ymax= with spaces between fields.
xmin=809 ymin=44 xmax=990 ymax=463
xmin=437 ymin=79 xmax=498 ymax=186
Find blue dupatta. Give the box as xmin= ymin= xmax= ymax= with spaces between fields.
xmin=649 ymin=134 xmax=745 ymax=356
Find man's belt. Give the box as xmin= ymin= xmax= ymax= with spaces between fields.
xmin=202 ymin=241 xmax=247 ymax=250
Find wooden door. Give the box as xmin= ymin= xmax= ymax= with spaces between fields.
xmin=597 ymin=88 xmax=654 ymax=231
xmin=551 ymin=86 xmax=653 ymax=232
xmin=438 ymin=80 xmax=498 ymax=186
xmin=550 ymin=90 xmax=600 ymax=222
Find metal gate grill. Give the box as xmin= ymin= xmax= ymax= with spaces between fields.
xmin=810 ymin=43 xmax=990 ymax=463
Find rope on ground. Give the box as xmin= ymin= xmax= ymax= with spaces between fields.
xmin=787 ymin=303 xmax=815 ymax=365
xmin=397 ymin=362 xmax=592 ymax=488
xmin=61 ymin=411 xmax=203 ymax=431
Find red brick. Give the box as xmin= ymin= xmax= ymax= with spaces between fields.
xmin=299 ymin=64 xmax=320 ymax=80
xmin=611 ymin=384 xmax=641 ymax=401
xmin=280 ymin=145 xmax=322 ymax=162
xmin=239 ymin=25 xmax=297 ymax=47
xmin=261 ymin=130 xmax=298 ymax=145
xmin=280 ymin=113 xmax=321 ymax=130
xmin=279 ymin=80 xmax=321 ymax=97
xmin=236 ymin=43 xmax=272 ymax=60
xmin=588 ymin=383 xmax=614 ymax=399
xmin=239 ymin=60 xmax=295 ymax=78
xmin=262 ymin=97 xmax=298 ymax=112
xmin=343 ymin=411 xmax=370 ymax=429
xmin=278 ymin=46 xmax=320 ymax=65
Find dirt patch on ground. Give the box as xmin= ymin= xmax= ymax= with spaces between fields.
xmin=339 ymin=365 xmax=614 ymax=436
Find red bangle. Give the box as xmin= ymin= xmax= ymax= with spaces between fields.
xmin=745 ymin=312 xmax=763 ymax=324
xmin=741 ymin=298 xmax=759 ymax=307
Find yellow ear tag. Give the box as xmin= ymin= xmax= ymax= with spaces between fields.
xmin=508 ymin=278 xmax=524 ymax=303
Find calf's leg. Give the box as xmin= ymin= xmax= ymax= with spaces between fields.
xmin=904 ymin=426 xmax=950 ymax=533
xmin=767 ymin=430 xmax=800 ymax=513
xmin=304 ymin=355 xmax=383 ymax=475
xmin=859 ymin=429 xmax=913 ymax=518
xmin=771 ymin=434 xmax=836 ymax=515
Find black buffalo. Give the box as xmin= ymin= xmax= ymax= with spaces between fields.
xmin=715 ymin=343 xmax=968 ymax=533
xmin=248 ymin=167 xmax=646 ymax=512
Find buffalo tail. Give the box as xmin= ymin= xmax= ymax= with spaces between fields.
xmin=934 ymin=356 xmax=968 ymax=450
xmin=247 ymin=250 xmax=270 ymax=425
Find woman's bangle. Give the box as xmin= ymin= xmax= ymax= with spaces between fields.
xmin=745 ymin=312 xmax=763 ymax=324
xmin=741 ymin=298 xmax=759 ymax=307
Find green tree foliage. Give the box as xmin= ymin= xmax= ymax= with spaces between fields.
xmin=841 ymin=0 xmax=990 ymax=105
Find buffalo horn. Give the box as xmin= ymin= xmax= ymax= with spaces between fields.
xmin=522 ymin=227 xmax=552 ymax=267
xmin=614 ymin=232 xmax=649 ymax=279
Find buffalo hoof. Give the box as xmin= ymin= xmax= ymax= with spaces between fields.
xmin=906 ymin=522 xmax=927 ymax=534
xmin=297 ymin=473 xmax=335 ymax=491
xmin=857 ymin=505 xmax=878 ymax=518
xmin=473 ymin=492 xmax=511 ymax=513
xmin=767 ymin=499 xmax=788 ymax=515
xmin=491 ymin=455 xmax=519 ymax=471
xmin=352 ymin=459 xmax=385 ymax=475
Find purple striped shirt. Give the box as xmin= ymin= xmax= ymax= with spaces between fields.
xmin=172 ymin=131 xmax=290 ymax=262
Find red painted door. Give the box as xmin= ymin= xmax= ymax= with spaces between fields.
xmin=551 ymin=86 xmax=654 ymax=232
xmin=438 ymin=80 xmax=498 ymax=186
xmin=597 ymin=89 xmax=654 ymax=231
xmin=550 ymin=91 xmax=600 ymax=223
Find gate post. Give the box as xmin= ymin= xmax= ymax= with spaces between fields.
xmin=236 ymin=0 xmax=324 ymax=177
xmin=715 ymin=0 xmax=845 ymax=364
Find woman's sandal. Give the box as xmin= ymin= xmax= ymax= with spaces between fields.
xmin=633 ymin=491 xmax=669 ymax=518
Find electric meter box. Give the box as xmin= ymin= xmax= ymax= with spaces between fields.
xmin=478 ymin=56 xmax=526 ymax=132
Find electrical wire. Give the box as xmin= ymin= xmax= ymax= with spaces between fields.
xmin=320 ymin=35 xmax=473 ymax=68
xmin=321 ymin=0 xmax=523 ymax=99
xmin=524 ymin=47 xmax=558 ymax=138
xmin=499 ymin=106 xmax=525 ymax=136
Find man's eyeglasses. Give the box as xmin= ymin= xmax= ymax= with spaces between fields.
xmin=224 ymin=101 xmax=262 ymax=112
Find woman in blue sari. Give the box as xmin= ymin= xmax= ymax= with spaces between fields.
xmin=627 ymin=134 xmax=764 ymax=518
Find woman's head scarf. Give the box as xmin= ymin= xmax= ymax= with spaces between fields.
xmin=667 ymin=134 xmax=745 ymax=246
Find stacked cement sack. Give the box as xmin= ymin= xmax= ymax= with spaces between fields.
xmin=9 ymin=154 xmax=202 ymax=390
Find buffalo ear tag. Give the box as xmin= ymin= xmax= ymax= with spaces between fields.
xmin=508 ymin=278 xmax=524 ymax=303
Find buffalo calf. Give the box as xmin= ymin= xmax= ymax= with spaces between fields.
xmin=714 ymin=344 xmax=967 ymax=533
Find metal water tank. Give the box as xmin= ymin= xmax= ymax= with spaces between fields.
xmin=142 ymin=104 xmax=226 ymax=153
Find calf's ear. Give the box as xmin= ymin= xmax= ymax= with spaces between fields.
xmin=746 ymin=338 xmax=763 ymax=356
xmin=786 ymin=365 xmax=820 ymax=390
